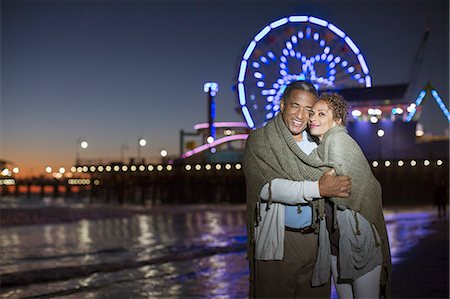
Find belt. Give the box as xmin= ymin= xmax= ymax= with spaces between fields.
xmin=285 ymin=226 xmax=315 ymax=234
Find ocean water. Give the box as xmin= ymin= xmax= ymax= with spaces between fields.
xmin=0 ymin=196 xmax=438 ymax=298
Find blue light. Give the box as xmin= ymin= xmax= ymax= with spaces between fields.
xmin=313 ymin=33 xmax=319 ymax=40
xmin=334 ymin=56 xmax=341 ymax=63
xmin=270 ymin=17 xmax=288 ymax=29
xmin=324 ymin=46 xmax=330 ymax=54
xmin=290 ymin=50 xmax=295 ymax=57
xmin=359 ymin=78 xmax=365 ymax=84
xmin=310 ymin=57 xmax=316 ymax=63
xmin=243 ymin=41 xmax=256 ymax=60
xmin=238 ymin=83 xmax=246 ymax=105
xmin=242 ymin=106 xmax=255 ymax=128
xmin=280 ymin=70 xmax=288 ymax=76
xmin=268 ymin=89 xmax=277 ymax=95
xmin=320 ymin=40 xmax=325 ymax=47
xmin=406 ymin=90 xmax=426 ymax=122
xmin=330 ymin=69 xmax=336 ymax=75
xmin=291 ymin=35 xmax=298 ymax=44
xmin=298 ymin=31 xmax=304 ymax=39
xmin=357 ymin=54 xmax=369 ymax=74
xmin=273 ymin=104 xmax=280 ymax=111
xmin=327 ymin=54 xmax=334 ymax=62
xmin=268 ymin=51 xmax=276 ymax=60
xmin=277 ymin=79 xmax=284 ymax=84
xmin=267 ymin=96 xmax=274 ymax=102
xmin=329 ymin=62 xmax=336 ymax=68
xmin=298 ymin=74 xmax=306 ymax=80
xmin=345 ymin=36 xmax=360 ymax=54
xmin=354 ymin=74 xmax=361 ymax=79
xmin=365 ymin=76 xmax=372 ymax=87
xmin=329 ymin=76 xmax=335 ymax=81
xmin=280 ymin=56 xmax=287 ymax=63
xmin=431 ymin=90 xmax=450 ymax=122
xmin=328 ymin=23 xmax=346 ymax=38
xmin=296 ymin=52 xmax=301 ymax=59
xmin=260 ymin=56 xmax=268 ymax=63
xmin=321 ymin=53 xmax=327 ymax=60
xmin=266 ymin=112 xmax=274 ymax=119
xmin=280 ymin=63 xmax=286 ymax=69
xmin=238 ymin=61 xmax=247 ymax=82
xmin=301 ymin=56 xmax=307 ymax=62
xmin=306 ymin=27 xmax=311 ymax=38
xmin=315 ymin=54 xmax=321 ymax=61
xmin=255 ymin=26 xmax=271 ymax=42
xmin=252 ymin=61 xmax=260 ymax=68
xmin=254 ymin=72 xmax=263 ymax=79
xmin=342 ymin=60 xmax=348 ymax=67
xmin=282 ymin=49 xmax=289 ymax=56
xmin=289 ymin=16 xmax=308 ymax=22
xmin=348 ymin=66 xmax=355 ymax=73
xmin=265 ymin=104 xmax=272 ymax=110
xmin=309 ymin=16 xmax=328 ymax=27
xmin=257 ymin=81 xmax=265 ymax=87
xmin=286 ymin=41 xmax=293 ymax=50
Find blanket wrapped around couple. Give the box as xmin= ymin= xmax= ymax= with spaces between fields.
xmin=243 ymin=113 xmax=391 ymax=297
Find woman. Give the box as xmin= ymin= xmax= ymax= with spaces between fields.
xmin=308 ymin=92 xmax=392 ymax=298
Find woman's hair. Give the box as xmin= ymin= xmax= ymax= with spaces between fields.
xmin=281 ymin=80 xmax=318 ymax=102
xmin=318 ymin=92 xmax=348 ymax=125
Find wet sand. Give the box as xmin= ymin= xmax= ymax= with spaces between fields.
xmin=391 ymin=217 xmax=449 ymax=299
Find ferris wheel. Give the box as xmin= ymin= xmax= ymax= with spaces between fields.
xmin=237 ymin=15 xmax=372 ymax=129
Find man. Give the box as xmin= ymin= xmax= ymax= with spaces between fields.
xmin=243 ymin=80 xmax=351 ymax=298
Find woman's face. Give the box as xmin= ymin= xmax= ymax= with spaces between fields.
xmin=308 ymin=100 xmax=341 ymax=140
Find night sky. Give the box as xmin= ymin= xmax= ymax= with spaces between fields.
xmin=1 ymin=0 xmax=449 ymax=177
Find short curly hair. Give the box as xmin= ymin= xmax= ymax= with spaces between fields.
xmin=318 ymin=92 xmax=348 ymax=125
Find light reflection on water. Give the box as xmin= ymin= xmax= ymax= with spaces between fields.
xmin=0 ymin=203 xmax=437 ymax=299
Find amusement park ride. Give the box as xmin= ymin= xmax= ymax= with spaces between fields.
xmin=180 ymin=15 xmax=449 ymax=163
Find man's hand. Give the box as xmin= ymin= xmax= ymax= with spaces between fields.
xmin=318 ymin=169 xmax=351 ymax=198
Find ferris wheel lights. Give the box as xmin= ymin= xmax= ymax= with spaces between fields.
xmin=242 ymin=106 xmax=255 ymax=128
xmin=267 ymin=51 xmax=275 ymax=59
xmin=260 ymin=56 xmax=268 ymax=64
xmin=327 ymin=23 xmax=346 ymax=38
xmin=327 ymin=55 xmax=334 ymax=62
xmin=341 ymin=60 xmax=348 ymax=67
xmin=255 ymin=26 xmax=271 ymax=42
xmin=308 ymin=17 xmax=328 ymax=27
xmin=289 ymin=16 xmax=308 ymax=22
xmin=252 ymin=61 xmax=260 ymax=68
xmin=345 ymin=36 xmax=360 ymax=54
xmin=254 ymin=72 xmax=263 ymax=79
xmin=357 ymin=54 xmax=370 ymax=74
xmin=313 ymin=33 xmax=319 ymax=40
xmin=257 ymin=81 xmax=265 ymax=87
xmin=270 ymin=17 xmax=288 ymax=29
xmin=291 ymin=35 xmax=298 ymax=44
xmin=365 ymin=76 xmax=372 ymax=87
xmin=243 ymin=41 xmax=256 ymax=60
xmin=347 ymin=66 xmax=355 ymax=73
xmin=298 ymin=31 xmax=304 ymax=39
xmin=238 ymin=61 xmax=247 ymax=82
xmin=286 ymin=41 xmax=293 ymax=50
xmin=324 ymin=46 xmax=330 ymax=54
xmin=238 ymin=83 xmax=246 ymax=105
xmin=354 ymin=74 xmax=361 ymax=79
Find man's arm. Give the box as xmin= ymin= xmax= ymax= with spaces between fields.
xmin=260 ymin=178 xmax=319 ymax=205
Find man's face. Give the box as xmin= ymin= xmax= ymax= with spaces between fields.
xmin=280 ymin=89 xmax=316 ymax=142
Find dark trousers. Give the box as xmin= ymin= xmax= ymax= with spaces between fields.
xmin=254 ymin=230 xmax=331 ymax=299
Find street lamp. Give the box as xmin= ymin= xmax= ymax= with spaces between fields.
xmin=76 ymin=139 xmax=88 ymax=165
xmin=137 ymin=137 xmax=147 ymax=163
